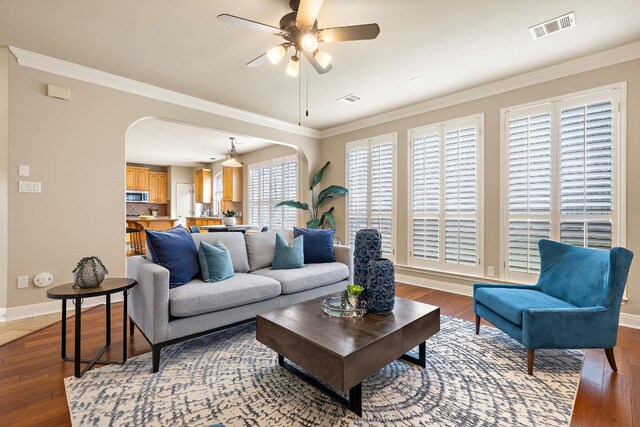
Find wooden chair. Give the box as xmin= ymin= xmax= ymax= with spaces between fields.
xmin=126 ymin=221 xmax=145 ymax=256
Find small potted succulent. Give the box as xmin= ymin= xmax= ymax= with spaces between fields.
xmin=342 ymin=284 xmax=364 ymax=309
xmin=222 ymin=209 xmax=237 ymax=226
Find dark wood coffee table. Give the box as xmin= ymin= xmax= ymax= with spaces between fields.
xmin=256 ymin=296 xmax=440 ymax=416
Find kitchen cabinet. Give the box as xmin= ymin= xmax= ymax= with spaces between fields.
xmin=186 ymin=217 xmax=224 ymax=232
xmin=148 ymin=172 xmax=168 ymax=203
xmin=126 ymin=166 xmax=149 ymax=191
xmin=195 ymin=169 xmax=212 ymax=203
xmin=223 ymin=166 xmax=242 ymax=202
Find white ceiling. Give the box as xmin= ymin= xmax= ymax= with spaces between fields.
xmin=126 ymin=118 xmax=275 ymax=167
xmin=1 ymin=0 xmax=639 ymax=130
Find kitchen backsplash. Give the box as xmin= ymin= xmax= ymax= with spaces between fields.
xmin=127 ymin=202 xmax=168 ymax=217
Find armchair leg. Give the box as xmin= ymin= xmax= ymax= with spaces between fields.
xmin=475 ymin=314 xmax=480 ymax=335
xmin=527 ymin=349 xmax=535 ymax=375
xmin=604 ymin=347 xmax=618 ymax=372
xmin=129 ymin=317 xmax=135 ymax=337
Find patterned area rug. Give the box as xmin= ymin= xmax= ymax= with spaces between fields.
xmin=65 ymin=316 xmax=583 ymax=426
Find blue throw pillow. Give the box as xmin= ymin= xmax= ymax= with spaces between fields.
xmin=293 ymin=227 xmax=336 ymax=264
xmin=145 ymin=225 xmax=200 ymax=287
xmin=198 ymin=240 xmax=235 ymax=283
xmin=272 ymin=234 xmax=305 ymax=269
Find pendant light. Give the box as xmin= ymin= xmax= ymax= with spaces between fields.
xmin=221 ymin=137 xmax=242 ymax=167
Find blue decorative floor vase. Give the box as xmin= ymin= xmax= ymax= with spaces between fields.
xmin=366 ymin=258 xmax=395 ymax=314
xmin=354 ymin=229 xmax=382 ymax=291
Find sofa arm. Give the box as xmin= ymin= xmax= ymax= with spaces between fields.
xmin=522 ymin=306 xmax=616 ymax=349
xmin=127 ymin=256 xmax=171 ymax=344
xmin=334 ymin=244 xmax=353 ymax=283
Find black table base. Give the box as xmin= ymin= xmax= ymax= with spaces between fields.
xmin=276 ymin=342 xmax=426 ymax=417
xmin=61 ymin=290 xmax=130 ymax=378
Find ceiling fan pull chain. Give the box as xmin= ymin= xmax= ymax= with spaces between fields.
xmin=306 ymin=58 xmax=310 ymax=117
xmin=298 ymin=61 xmax=301 ymax=126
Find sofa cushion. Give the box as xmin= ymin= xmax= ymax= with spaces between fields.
xmin=475 ymin=288 xmax=576 ymax=326
xmin=272 ymin=234 xmax=305 ymax=269
xmin=251 ymin=262 xmax=349 ymax=295
xmin=192 ymin=232 xmax=250 ymax=273
xmin=245 ymin=231 xmax=276 ymax=271
xmin=145 ymin=225 xmax=200 ymax=287
xmin=169 ymin=273 xmax=281 ymax=317
xmin=198 ymin=240 xmax=234 ymax=283
xmin=293 ymin=227 xmax=336 ymax=264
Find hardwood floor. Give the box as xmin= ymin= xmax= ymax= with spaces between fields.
xmin=0 ymin=283 xmax=637 ymax=426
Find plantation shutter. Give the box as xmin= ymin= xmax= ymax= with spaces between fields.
xmin=249 ymin=168 xmax=260 ymax=225
xmin=559 ymin=100 xmax=613 ymax=250
xmin=411 ymin=130 xmax=440 ymax=262
xmin=410 ymin=116 xmax=482 ymax=275
xmin=248 ymin=155 xmax=298 ymax=230
xmin=371 ymin=141 xmax=394 ymax=255
xmin=503 ymin=86 xmax=620 ymax=282
xmin=281 ymin=159 xmax=298 ymax=230
xmin=444 ymin=126 xmax=477 ymax=266
xmin=346 ymin=136 xmax=396 ymax=259
xmin=347 ymin=144 xmax=370 ymax=246
xmin=506 ymin=109 xmax=552 ymax=277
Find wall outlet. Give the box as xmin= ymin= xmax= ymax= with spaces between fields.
xmin=34 ymin=272 xmax=54 ymax=288
xmin=17 ymin=276 xmax=29 ymax=289
xmin=487 ymin=266 xmax=495 ymax=277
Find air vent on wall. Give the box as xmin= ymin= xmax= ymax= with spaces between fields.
xmin=338 ymin=94 xmax=362 ymax=104
xmin=529 ymin=12 xmax=575 ymax=40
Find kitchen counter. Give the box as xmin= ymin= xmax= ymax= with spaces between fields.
xmin=185 ymin=216 xmax=224 ymax=220
xmin=127 ymin=216 xmax=178 ymax=221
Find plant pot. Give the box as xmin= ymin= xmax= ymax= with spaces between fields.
xmin=223 ymin=217 xmax=236 ymax=226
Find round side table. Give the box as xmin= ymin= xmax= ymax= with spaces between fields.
xmin=46 ymin=278 xmax=136 ymax=378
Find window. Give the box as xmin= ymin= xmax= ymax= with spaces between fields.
xmin=409 ymin=115 xmax=483 ymax=276
xmin=346 ymin=134 xmax=396 ymax=259
xmin=248 ymin=155 xmax=298 ymax=230
xmin=213 ymin=172 xmax=223 ymax=214
xmin=502 ymin=85 xmax=625 ymax=282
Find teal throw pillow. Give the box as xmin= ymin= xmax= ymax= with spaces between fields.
xmin=272 ymin=234 xmax=305 ymax=269
xmin=198 ymin=240 xmax=234 ymax=283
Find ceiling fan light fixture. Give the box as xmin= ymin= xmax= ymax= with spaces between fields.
xmin=313 ymin=49 xmax=332 ymax=69
xmin=267 ymin=45 xmax=286 ymax=64
xmin=286 ymin=55 xmax=300 ymax=77
xmin=301 ymin=33 xmax=318 ymax=51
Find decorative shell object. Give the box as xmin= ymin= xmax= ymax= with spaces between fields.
xmin=72 ymin=256 xmax=108 ymax=289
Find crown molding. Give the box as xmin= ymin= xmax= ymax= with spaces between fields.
xmin=9 ymin=46 xmax=321 ymax=139
xmin=319 ymin=41 xmax=640 ymax=139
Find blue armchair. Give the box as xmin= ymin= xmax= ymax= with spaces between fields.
xmin=473 ymin=239 xmax=633 ymax=375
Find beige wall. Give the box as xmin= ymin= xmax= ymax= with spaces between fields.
xmin=320 ymin=59 xmax=640 ymax=316
xmin=2 ymin=53 xmax=319 ymax=309
xmin=0 ymin=48 xmax=9 ymax=309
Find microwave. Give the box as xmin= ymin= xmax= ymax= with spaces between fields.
xmin=126 ymin=190 xmax=149 ymax=203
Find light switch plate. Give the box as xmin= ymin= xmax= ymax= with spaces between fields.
xmin=19 ymin=164 xmax=29 ymax=177
xmin=17 ymin=276 xmax=29 ymax=289
xmin=18 ymin=181 xmax=42 ymax=193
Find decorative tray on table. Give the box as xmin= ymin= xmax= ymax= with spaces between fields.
xmin=322 ymin=296 xmax=367 ymax=318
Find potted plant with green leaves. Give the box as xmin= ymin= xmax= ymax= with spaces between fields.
xmin=222 ymin=209 xmax=237 ymax=226
xmin=275 ymin=161 xmax=348 ymax=233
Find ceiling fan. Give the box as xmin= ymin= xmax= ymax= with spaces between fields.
xmin=217 ymin=0 xmax=380 ymax=77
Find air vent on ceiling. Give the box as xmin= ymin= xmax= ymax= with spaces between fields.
xmin=529 ymin=12 xmax=575 ymax=40
xmin=338 ymin=94 xmax=362 ymax=104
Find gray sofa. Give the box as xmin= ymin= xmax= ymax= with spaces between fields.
xmin=127 ymin=230 xmax=353 ymax=372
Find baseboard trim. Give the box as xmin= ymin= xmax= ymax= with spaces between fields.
xmin=396 ymin=274 xmax=640 ymax=330
xmin=0 ymin=294 xmax=124 ymax=322
xmin=396 ymin=274 xmax=473 ymax=297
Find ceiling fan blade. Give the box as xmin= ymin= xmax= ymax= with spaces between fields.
xmin=296 ymin=0 xmax=324 ymax=31
xmin=246 ymin=52 xmax=270 ymax=68
xmin=318 ymin=23 xmax=380 ymax=42
xmin=217 ymin=14 xmax=279 ymax=33
xmin=303 ymin=51 xmax=332 ymax=74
